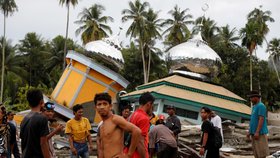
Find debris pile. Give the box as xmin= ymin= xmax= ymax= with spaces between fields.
xmin=177 ymin=120 xmax=280 ymax=158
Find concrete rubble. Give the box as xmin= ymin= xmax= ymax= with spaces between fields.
xmin=22 ymin=111 xmax=278 ymax=158
xmin=177 ymin=119 xmax=280 ymax=158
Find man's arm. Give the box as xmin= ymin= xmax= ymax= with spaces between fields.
xmin=149 ymin=129 xmax=156 ymax=158
xmin=136 ymin=137 xmax=146 ymax=158
xmin=68 ymin=134 xmax=77 ymax=155
xmin=96 ymin=135 xmax=104 ymax=158
xmin=40 ymin=136 xmax=50 ymax=158
xmin=254 ymin=116 xmax=264 ymax=139
xmin=173 ymin=118 xmax=181 ymax=135
xmin=87 ymin=132 xmax=93 ymax=150
xmin=47 ymin=124 xmax=63 ymax=140
xmin=112 ymin=115 xmax=141 ymax=157
xmin=199 ymin=132 xmax=208 ymax=156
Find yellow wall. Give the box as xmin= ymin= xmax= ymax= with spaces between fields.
xmin=55 ymin=70 xmax=84 ymax=106
xmin=51 ymin=59 xmax=126 ymax=123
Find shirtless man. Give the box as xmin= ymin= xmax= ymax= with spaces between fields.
xmin=94 ymin=93 xmax=141 ymax=158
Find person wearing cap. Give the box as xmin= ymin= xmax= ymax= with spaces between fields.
xmin=42 ymin=102 xmax=64 ymax=158
xmin=7 ymin=111 xmax=20 ymax=158
xmin=247 ymin=90 xmax=269 ymax=158
xmin=149 ymin=114 xmax=177 ymax=158
xmin=165 ymin=105 xmax=181 ymax=141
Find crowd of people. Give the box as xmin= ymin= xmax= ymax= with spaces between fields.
xmin=0 ymin=89 xmax=269 ymax=158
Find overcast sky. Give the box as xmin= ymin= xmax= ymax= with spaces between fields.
xmin=0 ymin=0 xmax=279 ymax=60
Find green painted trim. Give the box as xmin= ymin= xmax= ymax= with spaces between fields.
xmin=121 ymin=92 xmax=251 ymax=119
xmin=138 ymin=81 xmax=246 ymax=104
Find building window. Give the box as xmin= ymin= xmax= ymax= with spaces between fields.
xmin=163 ymin=104 xmax=199 ymax=120
xmin=134 ymin=105 xmax=139 ymax=111
xmin=153 ymin=104 xmax=158 ymax=112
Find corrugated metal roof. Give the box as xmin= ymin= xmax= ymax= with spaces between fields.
xmin=138 ymin=75 xmax=245 ymax=101
xmin=125 ymin=85 xmax=251 ymax=115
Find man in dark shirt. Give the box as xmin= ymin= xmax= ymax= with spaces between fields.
xmin=165 ymin=105 xmax=181 ymax=140
xmin=200 ymin=107 xmax=219 ymax=158
xmin=149 ymin=117 xmax=177 ymax=158
xmin=20 ymin=89 xmax=50 ymax=158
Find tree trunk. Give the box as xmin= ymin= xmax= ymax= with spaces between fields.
xmin=250 ymin=53 xmax=253 ymax=108
xmin=147 ymin=49 xmax=151 ymax=83
xmin=63 ymin=5 xmax=70 ymax=69
xmin=264 ymin=38 xmax=280 ymax=86
xmin=271 ymin=55 xmax=280 ymax=85
xmin=140 ymin=40 xmax=147 ymax=83
xmin=1 ymin=15 xmax=6 ymax=103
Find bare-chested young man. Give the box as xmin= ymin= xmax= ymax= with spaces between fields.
xmin=94 ymin=93 xmax=142 ymax=158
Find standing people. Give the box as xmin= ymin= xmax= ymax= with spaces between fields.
xmin=94 ymin=93 xmax=141 ymax=158
xmin=149 ymin=115 xmax=177 ymax=158
xmin=65 ymin=104 xmax=93 ymax=158
xmin=199 ymin=107 xmax=219 ymax=158
xmin=20 ymin=89 xmax=50 ymax=158
xmin=149 ymin=113 xmax=158 ymax=125
xmin=247 ymin=90 xmax=269 ymax=158
xmin=42 ymin=102 xmax=64 ymax=158
xmin=127 ymin=92 xmax=155 ymax=158
xmin=0 ymin=106 xmax=16 ymax=158
xmin=210 ymin=111 xmax=224 ymax=143
xmin=121 ymin=105 xmax=131 ymax=120
xmin=165 ymin=105 xmax=181 ymax=140
xmin=7 ymin=111 xmax=20 ymax=158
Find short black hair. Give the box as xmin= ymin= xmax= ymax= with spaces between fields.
xmin=26 ymin=89 xmax=43 ymax=107
xmin=122 ymin=105 xmax=131 ymax=112
xmin=139 ymin=92 xmax=155 ymax=105
xmin=73 ymin=104 xmax=83 ymax=113
xmin=94 ymin=93 xmax=112 ymax=105
xmin=201 ymin=106 xmax=211 ymax=113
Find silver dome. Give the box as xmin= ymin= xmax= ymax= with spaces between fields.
xmin=168 ymin=32 xmax=222 ymax=75
xmin=85 ymin=36 xmax=124 ymax=69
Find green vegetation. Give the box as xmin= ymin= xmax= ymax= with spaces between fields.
xmin=0 ymin=1 xmax=279 ymax=112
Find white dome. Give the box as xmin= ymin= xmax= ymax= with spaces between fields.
xmin=169 ymin=32 xmax=222 ymax=61
xmin=168 ymin=32 xmax=222 ymax=75
xmin=85 ymin=36 xmax=124 ymax=63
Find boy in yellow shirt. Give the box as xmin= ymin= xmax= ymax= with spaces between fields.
xmin=65 ymin=104 xmax=93 ymax=158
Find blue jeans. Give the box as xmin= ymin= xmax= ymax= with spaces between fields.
xmin=70 ymin=142 xmax=89 ymax=158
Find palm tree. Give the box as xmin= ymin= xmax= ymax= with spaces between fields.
xmin=161 ymin=5 xmax=193 ymax=48
xmin=217 ymin=25 xmax=239 ymax=48
xmin=267 ymin=38 xmax=280 ymax=85
xmin=0 ymin=37 xmax=27 ymax=103
xmin=241 ymin=7 xmax=274 ymax=93
xmin=247 ymin=6 xmax=274 ymax=40
xmin=17 ymin=32 xmax=47 ymax=87
xmin=44 ymin=35 xmax=78 ymax=87
xmin=58 ymin=0 xmax=79 ymax=69
xmin=144 ymin=8 xmax=162 ymax=82
xmin=240 ymin=21 xmax=263 ymax=92
xmin=0 ymin=0 xmax=18 ymax=103
xmin=75 ymin=4 xmax=114 ymax=45
xmin=194 ymin=17 xmax=219 ymax=45
xmin=122 ymin=0 xmax=150 ymax=83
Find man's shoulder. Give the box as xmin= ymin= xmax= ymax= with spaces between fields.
xmin=202 ymin=120 xmax=211 ymax=126
xmin=82 ymin=117 xmax=90 ymax=122
xmin=256 ymin=102 xmax=266 ymax=107
xmin=168 ymin=115 xmax=180 ymax=121
xmin=133 ymin=110 xmax=149 ymax=120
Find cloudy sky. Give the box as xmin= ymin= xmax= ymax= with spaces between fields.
xmin=0 ymin=0 xmax=279 ymax=60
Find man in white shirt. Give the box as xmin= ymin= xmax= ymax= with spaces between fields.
xmin=210 ymin=111 xmax=224 ymax=143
